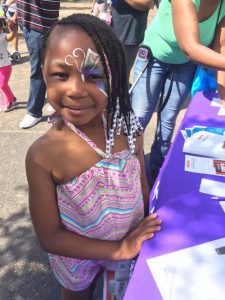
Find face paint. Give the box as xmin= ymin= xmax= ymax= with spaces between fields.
xmin=64 ymin=47 xmax=109 ymax=95
xmin=82 ymin=49 xmax=108 ymax=96
xmin=65 ymin=48 xmax=86 ymax=81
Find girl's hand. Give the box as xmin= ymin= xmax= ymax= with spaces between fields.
xmin=118 ymin=214 xmax=162 ymax=260
xmin=6 ymin=19 xmax=15 ymax=31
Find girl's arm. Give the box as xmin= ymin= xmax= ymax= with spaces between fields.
xmin=5 ymin=19 xmax=16 ymax=41
xmin=6 ymin=27 xmax=15 ymax=42
xmin=26 ymin=140 xmax=161 ymax=261
xmin=136 ymin=134 xmax=150 ymax=216
xmin=171 ymin=0 xmax=225 ymax=70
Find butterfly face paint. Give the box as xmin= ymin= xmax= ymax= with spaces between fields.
xmin=83 ymin=49 xmax=108 ymax=96
xmin=64 ymin=48 xmax=109 ymax=96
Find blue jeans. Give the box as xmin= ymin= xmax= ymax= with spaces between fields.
xmin=23 ymin=27 xmax=46 ymax=118
xmin=131 ymin=56 xmax=197 ymax=177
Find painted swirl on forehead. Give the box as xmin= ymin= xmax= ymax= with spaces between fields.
xmin=65 ymin=48 xmax=85 ymax=73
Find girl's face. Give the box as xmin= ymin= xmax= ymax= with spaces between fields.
xmin=42 ymin=27 xmax=108 ymax=127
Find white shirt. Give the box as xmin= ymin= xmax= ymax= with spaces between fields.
xmin=8 ymin=3 xmax=16 ymax=13
xmin=0 ymin=33 xmax=11 ymax=67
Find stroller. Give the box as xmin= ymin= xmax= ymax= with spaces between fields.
xmin=0 ymin=2 xmax=21 ymax=63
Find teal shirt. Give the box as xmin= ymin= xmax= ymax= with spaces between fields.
xmin=143 ymin=0 xmax=225 ymax=64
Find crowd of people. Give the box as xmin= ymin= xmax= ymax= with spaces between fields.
xmin=2 ymin=0 xmax=225 ymax=299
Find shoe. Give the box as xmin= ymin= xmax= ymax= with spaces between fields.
xmin=5 ymin=98 xmax=17 ymax=112
xmin=11 ymin=51 xmax=21 ymax=63
xmin=19 ymin=114 xmax=42 ymax=129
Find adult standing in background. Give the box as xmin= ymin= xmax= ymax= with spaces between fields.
xmin=132 ymin=0 xmax=225 ymax=180
xmin=17 ymin=0 xmax=60 ymax=129
xmin=111 ymin=0 xmax=155 ymax=81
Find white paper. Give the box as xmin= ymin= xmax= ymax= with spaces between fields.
xmin=147 ymin=237 xmax=225 ymax=300
xmin=184 ymin=155 xmax=225 ymax=177
xmin=218 ymin=106 xmax=225 ymax=116
xmin=210 ymin=97 xmax=225 ymax=115
xmin=219 ymin=201 xmax=225 ymax=213
xmin=211 ymin=97 xmax=221 ymax=107
xmin=180 ymin=130 xmax=188 ymax=140
xmin=199 ymin=178 xmax=225 ymax=197
xmin=183 ymin=131 xmax=225 ymax=160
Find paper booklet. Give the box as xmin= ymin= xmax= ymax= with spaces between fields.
xmin=184 ymin=126 xmax=225 ymax=138
xmin=103 ymin=260 xmax=134 ymax=300
xmin=183 ymin=130 xmax=225 ymax=160
xmin=185 ymin=155 xmax=225 ymax=177
xmin=147 ymin=237 xmax=225 ymax=300
xmin=199 ymin=178 xmax=225 ymax=198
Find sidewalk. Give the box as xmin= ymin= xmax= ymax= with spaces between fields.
xmin=0 ymin=2 xmax=187 ymax=299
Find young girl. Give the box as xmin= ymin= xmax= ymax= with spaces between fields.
xmin=0 ymin=15 xmax=16 ymax=111
xmin=26 ymin=14 xmax=162 ymax=300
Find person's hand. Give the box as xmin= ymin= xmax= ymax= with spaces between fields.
xmin=3 ymin=2 xmax=8 ymax=8
xmin=118 ymin=214 xmax=162 ymax=260
xmin=6 ymin=19 xmax=15 ymax=31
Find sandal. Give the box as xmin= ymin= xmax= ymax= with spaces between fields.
xmin=5 ymin=98 xmax=16 ymax=112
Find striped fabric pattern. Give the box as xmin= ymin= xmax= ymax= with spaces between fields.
xmin=49 ymin=120 xmax=144 ymax=289
xmin=57 ymin=151 xmax=144 ymax=240
xmin=17 ymin=0 xmax=60 ymax=32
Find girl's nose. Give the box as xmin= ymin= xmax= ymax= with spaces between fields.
xmin=68 ymin=75 xmax=88 ymax=98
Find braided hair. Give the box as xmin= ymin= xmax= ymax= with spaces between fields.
xmin=42 ymin=13 xmax=142 ymax=157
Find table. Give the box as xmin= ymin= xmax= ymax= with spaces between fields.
xmin=123 ymin=92 xmax=225 ymax=300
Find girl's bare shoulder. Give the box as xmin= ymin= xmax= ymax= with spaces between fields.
xmin=26 ymin=119 xmax=68 ymax=166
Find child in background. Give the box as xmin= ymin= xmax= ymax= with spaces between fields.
xmin=26 ymin=14 xmax=162 ymax=300
xmin=0 ymin=16 xmax=16 ymax=112
xmin=91 ymin=0 xmax=105 ymax=17
xmin=4 ymin=0 xmax=21 ymax=62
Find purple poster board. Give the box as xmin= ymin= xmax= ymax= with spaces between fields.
xmin=123 ymin=92 xmax=225 ymax=300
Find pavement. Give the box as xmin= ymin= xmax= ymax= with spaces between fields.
xmin=0 ymin=2 xmax=188 ymax=299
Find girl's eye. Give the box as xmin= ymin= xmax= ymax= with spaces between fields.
xmin=51 ymin=72 xmax=68 ymax=79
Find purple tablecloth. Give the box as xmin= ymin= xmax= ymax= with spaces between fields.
xmin=123 ymin=92 xmax=225 ymax=300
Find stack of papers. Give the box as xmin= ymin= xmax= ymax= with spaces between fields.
xmin=181 ymin=126 xmax=225 ymax=193
xmin=182 ymin=126 xmax=225 ymax=160
xmin=181 ymin=125 xmax=225 ymax=139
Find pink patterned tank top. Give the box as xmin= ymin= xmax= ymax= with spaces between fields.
xmin=56 ymin=119 xmax=144 ymax=240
